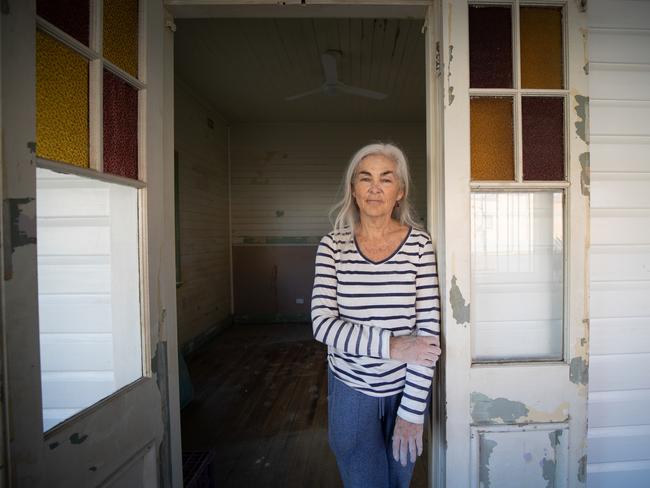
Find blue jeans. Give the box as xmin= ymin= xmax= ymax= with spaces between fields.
xmin=327 ymin=367 xmax=418 ymax=488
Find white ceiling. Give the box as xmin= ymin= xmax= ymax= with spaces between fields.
xmin=174 ymin=17 xmax=426 ymax=123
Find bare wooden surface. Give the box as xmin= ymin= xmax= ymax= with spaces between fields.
xmin=181 ymin=323 xmax=428 ymax=487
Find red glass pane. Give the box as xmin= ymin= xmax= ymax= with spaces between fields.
xmin=37 ymin=0 xmax=90 ymax=46
xmin=103 ymin=69 xmax=138 ymax=179
xmin=469 ymin=6 xmax=513 ymax=88
xmin=522 ymin=97 xmax=565 ymax=181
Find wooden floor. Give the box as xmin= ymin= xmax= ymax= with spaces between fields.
xmin=181 ymin=323 xmax=429 ymax=487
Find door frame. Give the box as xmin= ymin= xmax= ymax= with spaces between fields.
xmin=164 ymin=0 xmax=445 ymax=486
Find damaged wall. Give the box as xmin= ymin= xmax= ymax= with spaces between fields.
xmin=587 ymin=0 xmax=650 ymax=485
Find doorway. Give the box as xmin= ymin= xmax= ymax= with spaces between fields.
xmin=170 ymin=9 xmax=433 ymax=487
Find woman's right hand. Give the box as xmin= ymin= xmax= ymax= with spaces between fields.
xmin=389 ymin=335 xmax=441 ymax=367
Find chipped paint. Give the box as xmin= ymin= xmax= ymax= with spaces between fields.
xmin=541 ymin=456 xmax=556 ymax=488
xmin=569 ymin=356 xmax=589 ymax=385
xmin=470 ymin=392 xmax=529 ymax=424
xmin=548 ymin=429 xmax=563 ymax=448
xmin=577 ymin=454 xmax=587 ymax=483
xmin=579 ymin=152 xmax=590 ymax=197
xmin=6 ymin=198 xmax=36 ymax=252
xmin=89 ymin=466 xmax=97 ymax=472
xmin=449 ymin=275 xmax=469 ymax=325
xmin=48 ymin=441 xmax=60 ymax=450
xmin=69 ymin=433 xmax=88 ymax=444
xmin=27 ymin=141 xmax=37 ymax=153
xmin=478 ymin=438 xmax=497 ymax=488
xmin=574 ymin=95 xmax=589 ymax=143
xmin=583 ymin=63 xmax=589 ymax=75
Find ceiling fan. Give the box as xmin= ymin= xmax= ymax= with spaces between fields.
xmin=284 ymin=50 xmax=388 ymax=102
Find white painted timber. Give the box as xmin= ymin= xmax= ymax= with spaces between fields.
xmin=588 ymin=1 xmax=650 ymax=487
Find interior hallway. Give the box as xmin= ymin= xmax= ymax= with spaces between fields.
xmin=181 ymin=323 xmax=428 ymax=487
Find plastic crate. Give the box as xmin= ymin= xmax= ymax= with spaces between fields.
xmin=183 ymin=449 xmax=216 ymax=488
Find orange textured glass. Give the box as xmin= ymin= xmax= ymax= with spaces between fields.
xmin=36 ymin=31 xmax=89 ymax=168
xmin=103 ymin=0 xmax=139 ymax=77
xmin=520 ymin=7 xmax=563 ymax=89
xmin=470 ymin=97 xmax=514 ymax=181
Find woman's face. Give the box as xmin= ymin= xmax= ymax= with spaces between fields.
xmin=352 ymin=154 xmax=404 ymax=220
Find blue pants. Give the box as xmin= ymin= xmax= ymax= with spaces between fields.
xmin=327 ymin=367 xmax=418 ymax=488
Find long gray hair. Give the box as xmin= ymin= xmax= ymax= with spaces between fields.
xmin=330 ymin=142 xmax=422 ymax=240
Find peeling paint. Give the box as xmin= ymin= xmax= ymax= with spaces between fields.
xmin=479 ymin=438 xmax=497 ymax=488
xmin=577 ymin=454 xmax=587 ymax=483
xmin=450 ymin=275 xmax=470 ymax=325
xmin=6 ymin=198 xmax=36 ymax=252
xmin=579 ymin=152 xmax=590 ymax=197
xmin=69 ymin=433 xmax=88 ymax=444
xmin=569 ymin=356 xmax=589 ymax=385
xmin=574 ymin=95 xmax=589 ymax=143
xmin=470 ymin=392 xmax=529 ymax=424
xmin=541 ymin=456 xmax=556 ymax=488
xmin=548 ymin=429 xmax=563 ymax=449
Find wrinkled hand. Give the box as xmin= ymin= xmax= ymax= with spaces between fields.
xmin=389 ymin=335 xmax=441 ymax=367
xmin=392 ymin=416 xmax=423 ymax=467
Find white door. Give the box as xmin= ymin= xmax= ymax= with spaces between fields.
xmin=436 ymin=0 xmax=590 ymax=486
xmin=1 ymin=1 xmax=181 ymax=486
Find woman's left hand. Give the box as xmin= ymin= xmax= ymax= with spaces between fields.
xmin=392 ymin=416 xmax=423 ymax=467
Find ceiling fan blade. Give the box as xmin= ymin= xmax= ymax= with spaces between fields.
xmin=284 ymin=87 xmax=323 ymax=101
xmin=337 ymin=83 xmax=388 ymax=100
xmin=321 ymin=52 xmax=339 ymax=85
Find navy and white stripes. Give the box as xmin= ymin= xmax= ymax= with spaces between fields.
xmin=311 ymin=226 xmax=440 ymax=424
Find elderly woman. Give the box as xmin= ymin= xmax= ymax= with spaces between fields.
xmin=311 ymin=142 xmax=441 ymax=488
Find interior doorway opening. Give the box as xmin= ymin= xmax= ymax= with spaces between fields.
xmin=172 ymin=12 xmax=429 ymax=486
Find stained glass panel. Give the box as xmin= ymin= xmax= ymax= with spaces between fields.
xmin=103 ymin=0 xmax=139 ymax=77
xmin=103 ymin=69 xmax=138 ymax=179
xmin=471 ymin=97 xmax=514 ymax=181
xmin=36 ymin=31 xmax=89 ymax=168
xmin=469 ymin=6 xmax=513 ymax=89
xmin=522 ymin=97 xmax=565 ymax=181
xmin=520 ymin=7 xmax=564 ymax=89
xmin=37 ymin=0 xmax=90 ymax=46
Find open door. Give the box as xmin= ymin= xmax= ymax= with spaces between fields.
xmin=437 ymin=0 xmax=590 ymax=486
xmin=1 ymin=1 xmax=181 ymax=486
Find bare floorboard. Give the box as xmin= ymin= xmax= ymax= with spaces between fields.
xmin=181 ymin=323 xmax=428 ymax=487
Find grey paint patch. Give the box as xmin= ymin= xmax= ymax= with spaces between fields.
xmin=541 ymin=457 xmax=556 ymax=488
xmin=450 ymin=275 xmax=470 ymax=325
xmin=569 ymin=356 xmax=589 ymax=385
xmin=471 ymin=392 xmax=529 ymax=424
xmin=579 ymin=152 xmax=590 ymax=197
xmin=49 ymin=441 xmax=60 ymax=450
xmin=577 ymin=454 xmax=587 ymax=483
xmin=69 ymin=433 xmax=88 ymax=444
xmin=479 ymin=438 xmax=497 ymax=488
xmin=548 ymin=429 xmax=563 ymax=448
xmin=574 ymin=95 xmax=589 ymax=143
xmin=447 ymin=45 xmax=455 ymax=106
xmin=6 ymin=198 xmax=36 ymax=251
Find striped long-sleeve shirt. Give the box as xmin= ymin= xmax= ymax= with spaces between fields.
xmin=311 ymin=226 xmax=440 ymax=424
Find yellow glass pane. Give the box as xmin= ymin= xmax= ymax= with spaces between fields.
xmin=470 ymin=97 xmax=514 ymax=181
xmin=520 ymin=7 xmax=563 ymax=89
xmin=36 ymin=31 xmax=89 ymax=168
xmin=103 ymin=0 xmax=139 ymax=77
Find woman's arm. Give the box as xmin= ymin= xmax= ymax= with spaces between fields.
xmin=396 ymin=239 xmax=441 ymax=424
xmin=311 ymin=235 xmax=392 ymax=359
